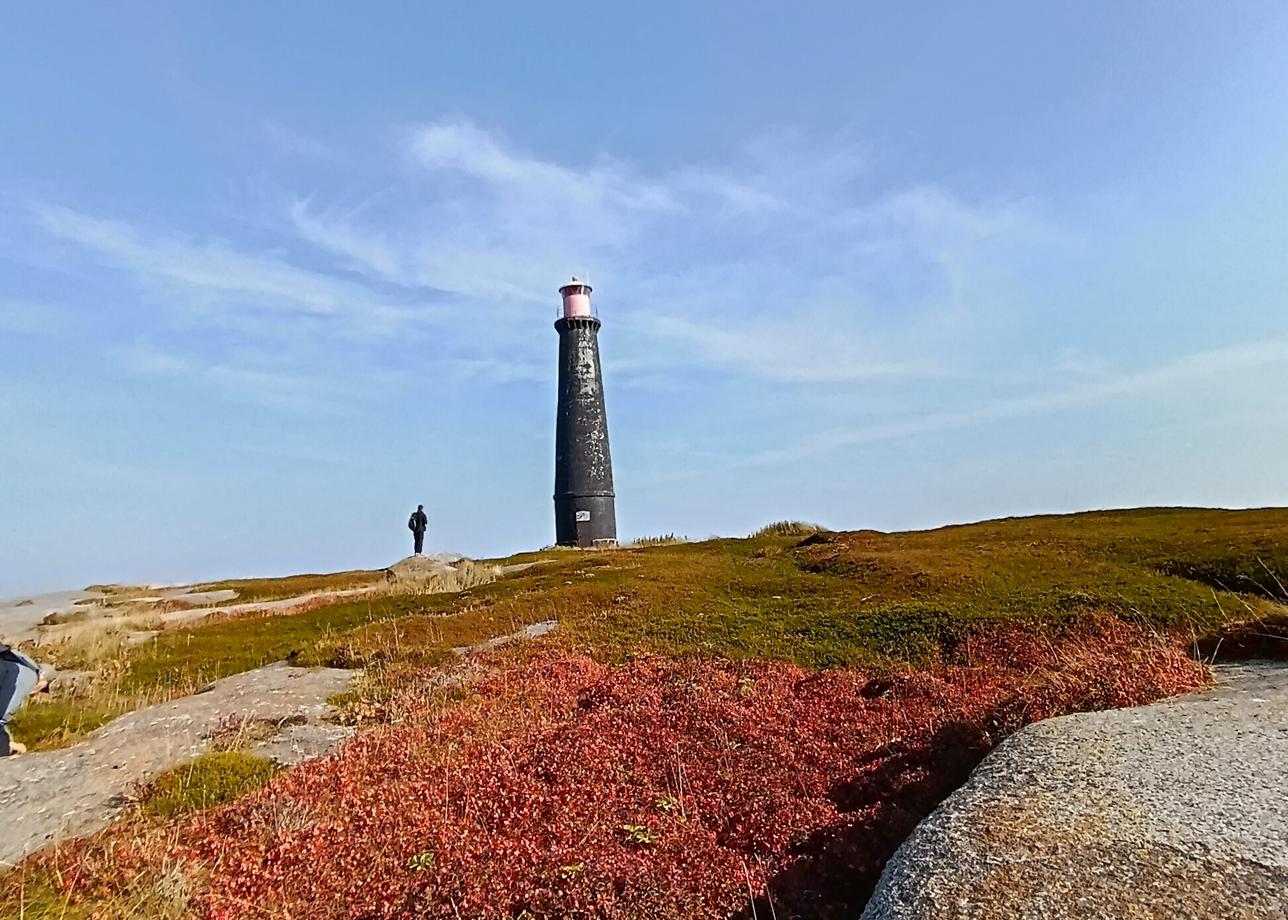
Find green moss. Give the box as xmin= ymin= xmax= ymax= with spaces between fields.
xmin=7 ymin=697 xmax=128 ymax=751
xmin=121 ymin=592 xmax=446 ymax=692
xmin=534 ymin=508 xmax=1288 ymax=665
xmin=141 ymin=751 xmax=279 ymax=817
xmin=315 ymin=509 xmax=1288 ymax=671
xmin=1156 ymin=555 xmax=1288 ymax=600
xmin=191 ymin=569 xmax=385 ymax=603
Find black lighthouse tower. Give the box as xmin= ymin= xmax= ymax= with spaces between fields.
xmin=553 ymin=278 xmax=617 ymax=547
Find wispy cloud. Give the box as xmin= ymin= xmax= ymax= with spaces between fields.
xmin=410 ymin=119 xmax=679 ymax=215
xmin=751 ymin=337 xmax=1288 ymax=464
xmin=118 ymin=343 xmax=366 ymax=414
xmin=24 ymin=119 xmax=1048 ymax=404
xmin=288 ymin=197 xmax=402 ymax=281
xmin=280 ymin=118 xmax=1035 ymax=386
xmin=35 ymin=203 xmax=370 ymax=319
xmin=627 ymin=313 xmax=931 ymax=383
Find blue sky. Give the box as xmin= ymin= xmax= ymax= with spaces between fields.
xmin=3 ymin=3 xmax=1288 ymax=594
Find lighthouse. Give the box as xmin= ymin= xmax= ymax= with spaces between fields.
xmin=553 ymin=277 xmax=617 ymax=547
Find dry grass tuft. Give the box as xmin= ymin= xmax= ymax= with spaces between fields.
xmin=750 ymin=520 xmax=827 ymax=538
xmin=628 ymin=533 xmax=689 ymax=547
xmin=380 ymin=559 xmax=500 ymax=595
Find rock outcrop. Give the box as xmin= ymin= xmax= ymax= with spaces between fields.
xmin=0 ymin=662 xmax=357 ymax=868
xmin=862 ymin=661 xmax=1288 ymax=920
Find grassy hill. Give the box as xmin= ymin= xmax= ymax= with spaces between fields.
xmin=154 ymin=507 xmax=1288 ymax=672
xmin=6 ymin=507 xmax=1286 ymax=919
xmin=302 ymin=506 xmax=1288 ymax=671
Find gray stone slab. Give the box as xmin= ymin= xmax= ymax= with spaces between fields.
xmin=0 ymin=662 xmax=358 ymax=868
xmin=251 ymin=722 xmax=355 ymax=766
xmin=862 ymin=661 xmax=1288 ymax=920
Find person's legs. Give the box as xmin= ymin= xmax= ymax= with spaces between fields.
xmin=414 ymin=531 xmax=425 ymax=554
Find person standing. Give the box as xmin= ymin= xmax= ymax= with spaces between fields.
xmin=408 ymin=504 xmax=429 ymax=555
xmin=1 ymin=644 xmax=51 ymax=756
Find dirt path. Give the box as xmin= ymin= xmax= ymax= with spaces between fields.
xmin=31 ymin=587 xmax=379 ymax=647
xmin=156 ymin=587 xmax=374 ymax=625
xmin=0 ymin=663 xmax=357 ymax=869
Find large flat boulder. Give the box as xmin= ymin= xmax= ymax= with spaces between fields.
xmin=0 ymin=662 xmax=358 ymax=868
xmin=862 ymin=661 xmax=1288 ymax=920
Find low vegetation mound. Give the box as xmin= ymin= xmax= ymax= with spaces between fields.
xmin=749 ymin=520 xmax=827 ymax=538
xmin=20 ymin=618 xmax=1202 ymax=919
xmin=191 ymin=569 xmax=385 ymax=603
xmin=306 ymin=508 xmax=1286 ymax=674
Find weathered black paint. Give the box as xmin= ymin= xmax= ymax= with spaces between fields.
xmin=553 ymin=314 xmax=617 ymax=546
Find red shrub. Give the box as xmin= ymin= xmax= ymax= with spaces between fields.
xmin=169 ymin=618 xmax=1203 ymax=919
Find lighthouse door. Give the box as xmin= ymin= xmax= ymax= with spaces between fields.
xmin=575 ymin=510 xmax=592 ymax=548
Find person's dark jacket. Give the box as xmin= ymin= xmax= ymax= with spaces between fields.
xmin=408 ymin=510 xmax=428 ymax=533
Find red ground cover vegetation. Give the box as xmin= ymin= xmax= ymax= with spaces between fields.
xmin=35 ymin=618 xmax=1205 ymax=919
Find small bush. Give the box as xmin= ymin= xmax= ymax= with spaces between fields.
xmin=750 ymin=520 xmax=827 ymax=538
xmin=628 ymin=533 xmax=688 ymax=547
xmin=140 ymin=752 xmax=279 ymax=817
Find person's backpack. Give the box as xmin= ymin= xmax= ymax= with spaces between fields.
xmin=408 ymin=514 xmax=417 ymax=531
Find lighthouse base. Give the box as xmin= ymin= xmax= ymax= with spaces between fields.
xmin=554 ymin=493 xmax=617 ymax=548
